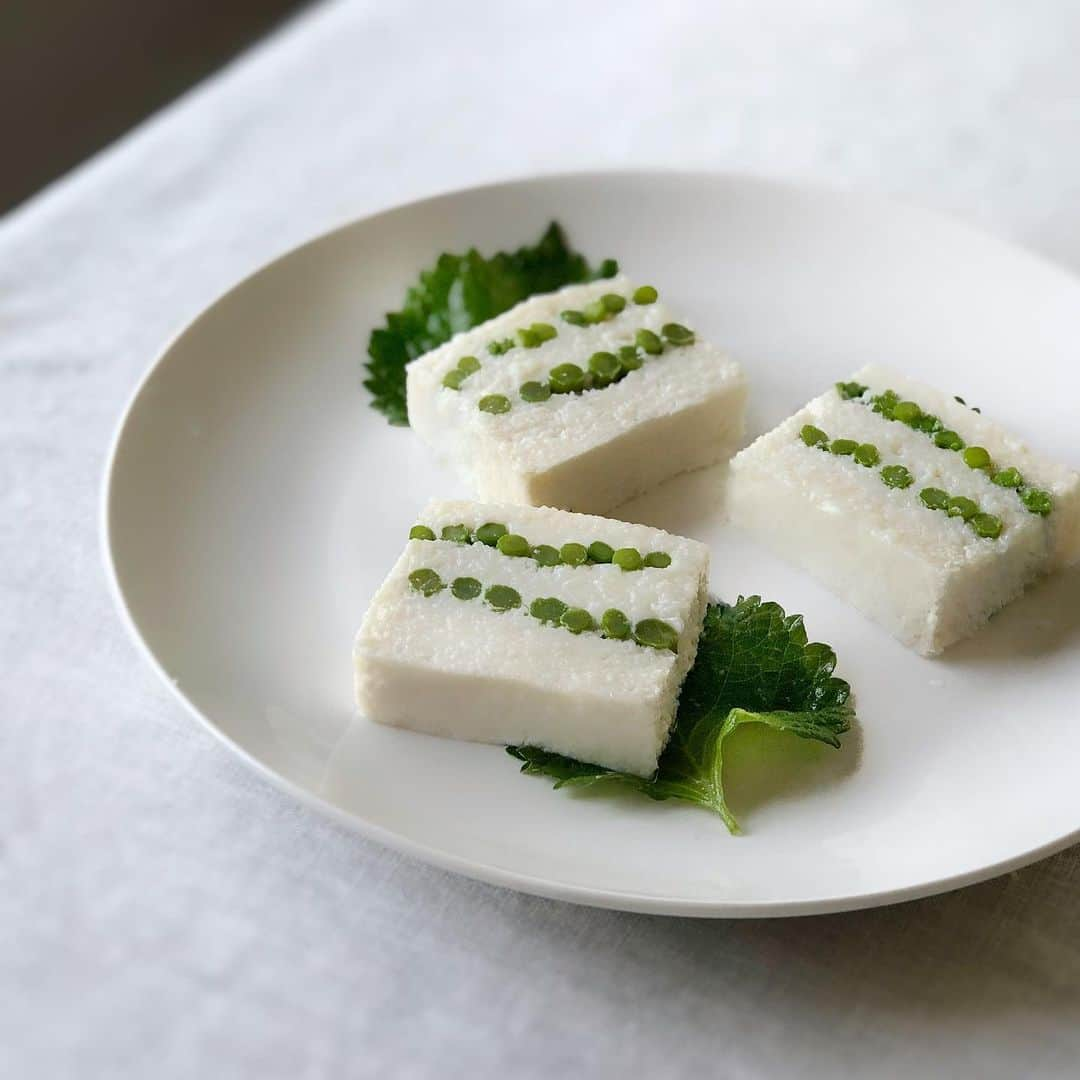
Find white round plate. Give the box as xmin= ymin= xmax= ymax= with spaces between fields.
xmin=104 ymin=172 xmax=1080 ymax=917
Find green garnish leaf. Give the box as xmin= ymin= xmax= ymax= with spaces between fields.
xmin=364 ymin=222 xmax=616 ymax=425
xmin=508 ymin=596 xmax=854 ymax=834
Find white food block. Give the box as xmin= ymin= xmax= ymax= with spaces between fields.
xmin=354 ymin=499 xmax=711 ymax=775
xmin=729 ymin=363 xmax=1080 ymax=656
xmin=406 ymin=276 xmax=746 ymax=514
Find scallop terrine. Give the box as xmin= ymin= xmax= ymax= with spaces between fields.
xmin=728 ymin=363 xmax=1080 ymax=655
xmin=354 ymin=499 xmax=710 ymax=776
xmin=405 ymin=277 xmax=746 ymax=514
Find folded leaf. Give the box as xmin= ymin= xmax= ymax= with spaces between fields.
xmin=508 ymin=597 xmax=854 ymax=833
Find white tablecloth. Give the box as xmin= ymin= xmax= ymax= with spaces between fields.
xmin=5 ymin=2 xmax=1080 ymax=1075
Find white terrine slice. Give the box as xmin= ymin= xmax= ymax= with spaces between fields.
xmin=405 ymin=276 xmax=746 ymax=514
xmin=729 ymin=363 xmax=1080 ymax=656
xmin=354 ymin=499 xmax=710 ymax=776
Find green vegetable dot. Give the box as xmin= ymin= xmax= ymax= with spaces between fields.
xmin=635 ymin=328 xmax=663 ymax=355
xmin=409 ymin=525 xmax=436 ymax=541
xmin=451 ymin=576 xmax=482 ymax=600
xmin=517 ymin=327 xmax=541 ymax=349
xmin=947 ymin=496 xmax=980 ymax=522
xmin=962 ymin=446 xmax=992 ymax=469
xmin=587 ymin=540 xmax=614 ymax=564
xmin=991 ymin=466 xmax=1023 ymax=489
xmin=1021 ymin=488 xmax=1053 ymax=516
xmin=600 ymin=609 xmax=632 ymax=640
xmin=836 ymin=381 xmax=868 ymax=400
xmin=478 ymin=394 xmax=512 ymax=414
xmin=442 ymin=369 xmax=466 ymax=390
xmin=561 ymin=309 xmax=587 ymax=326
xmin=530 ymin=596 xmax=568 ymax=624
xmin=644 ymin=551 xmax=672 ymax=568
xmin=485 ymin=584 xmax=521 ymax=612
xmin=588 ymin=351 xmax=621 ymax=383
xmin=601 ymin=293 xmax=626 ymax=314
xmin=661 ymin=322 xmax=695 ymax=346
xmin=853 ymin=443 xmax=880 ymax=467
xmin=934 ymin=430 xmax=965 ymax=451
xmin=871 ymin=393 xmax=898 ymax=420
xmin=632 ymin=285 xmax=658 ymax=305
xmin=497 ymin=533 xmax=531 ymax=557
xmin=487 ymin=338 xmax=513 ymax=356
xmin=971 ymin=513 xmax=1004 ymax=539
xmin=915 ymin=413 xmax=943 ymax=435
xmin=457 ymin=355 xmax=481 ymax=375
xmin=531 ymin=544 xmax=561 ymax=567
xmin=634 ymin=618 xmax=679 ymax=652
xmin=618 ymin=345 xmax=643 ymax=370
xmin=919 ymin=487 xmax=950 ymax=511
xmin=549 ymin=363 xmax=586 ymax=394
xmin=475 ymin=522 xmax=508 ymax=546
xmin=800 ymin=424 xmax=829 ymax=448
xmin=519 ymin=380 xmax=552 ymax=403
xmin=559 ymin=542 xmax=588 ymax=566
xmin=440 ymin=524 xmax=471 ymax=543
xmin=560 ymin=607 xmax=596 ymax=634
xmin=613 ymin=547 xmax=643 ymax=572
xmin=893 ymin=401 xmax=922 ymax=425
xmin=597 ymin=258 xmax=619 ymax=278
xmin=408 ymin=568 xmax=444 ymax=596
xmin=531 ymin=322 xmax=557 ymax=342
xmin=881 ymin=464 xmax=914 ymax=489
xmin=829 ymin=438 xmax=857 ymax=456
xmin=583 ymin=299 xmax=608 ymax=323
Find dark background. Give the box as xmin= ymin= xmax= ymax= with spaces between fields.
xmin=1 ymin=0 xmax=308 ymax=214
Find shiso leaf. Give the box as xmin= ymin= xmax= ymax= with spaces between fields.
xmin=364 ymin=222 xmax=616 ymax=425
xmin=507 ymin=597 xmax=854 ymax=834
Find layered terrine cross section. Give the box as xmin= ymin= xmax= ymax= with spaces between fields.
xmin=354 ymin=499 xmax=711 ymax=775
xmin=406 ymin=276 xmax=746 ymax=513
xmin=729 ymin=363 xmax=1080 ymax=655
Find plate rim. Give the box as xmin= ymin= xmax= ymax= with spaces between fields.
xmin=101 ymin=167 xmax=1080 ymax=917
